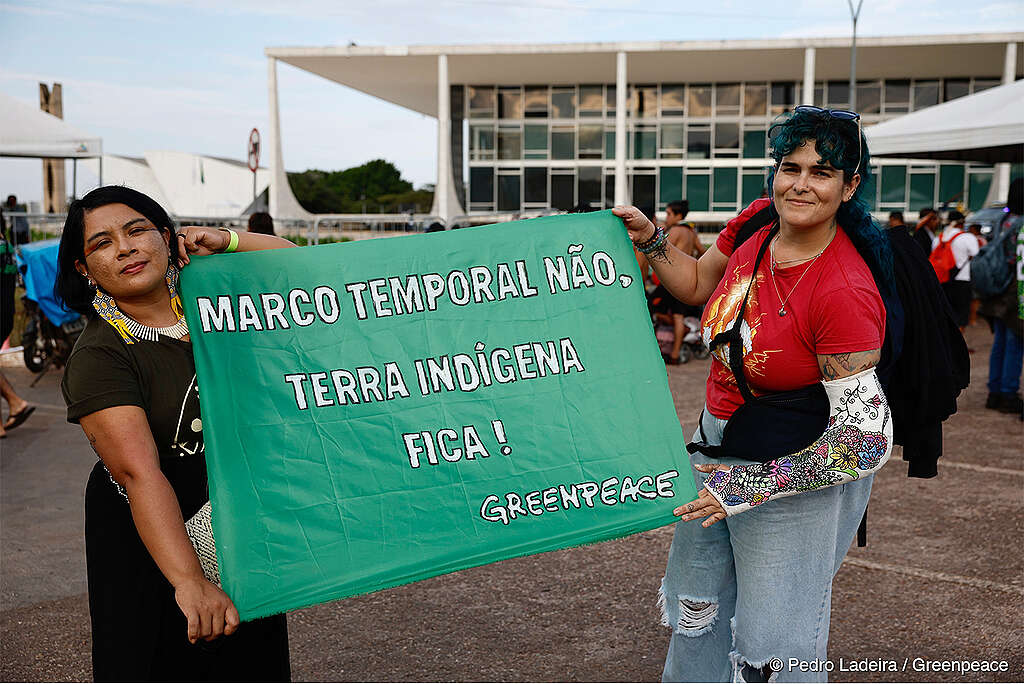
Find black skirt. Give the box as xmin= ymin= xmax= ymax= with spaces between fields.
xmin=942 ymin=279 xmax=972 ymax=328
xmin=84 ymin=462 xmax=290 ymax=682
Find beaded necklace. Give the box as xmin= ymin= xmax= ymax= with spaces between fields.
xmin=92 ymin=264 xmax=188 ymax=343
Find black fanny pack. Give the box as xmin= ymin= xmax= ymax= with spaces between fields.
xmin=687 ymin=225 xmax=829 ymax=464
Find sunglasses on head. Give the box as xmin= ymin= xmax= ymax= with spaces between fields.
xmin=793 ymin=105 xmax=860 ymax=121
xmin=791 ymin=105 xmax=863 ymax=180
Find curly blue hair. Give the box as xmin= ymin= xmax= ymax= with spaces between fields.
xmin=766 ymin=108 xmax=894 ymax=298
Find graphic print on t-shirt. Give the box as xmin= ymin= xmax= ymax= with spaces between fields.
xmin=701 ymin=259 xmax=780 ymax=388
xmin=170 ymin=374 xmax=205 ymax=458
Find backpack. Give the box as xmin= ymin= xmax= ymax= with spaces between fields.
xmin=928 ymin=230 xmax=964 ymax=284
xmin=970 ymin=217 xmax=1016 ymax=298
xmin=730 ymin=201 xmax=969 ymax=480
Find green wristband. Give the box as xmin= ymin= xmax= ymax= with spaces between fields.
xmin=223 ymin=228 xmax=239 ymax=254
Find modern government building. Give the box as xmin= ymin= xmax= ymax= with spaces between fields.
xmin=265 ymin=33 xmax=1023 ymax=222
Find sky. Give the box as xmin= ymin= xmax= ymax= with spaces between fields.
xmin=1 ymin=0 xmax=1022 ymax=206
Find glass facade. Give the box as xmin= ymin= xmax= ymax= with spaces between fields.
xmin=465 ymin=78 xmax=1001 ymax=215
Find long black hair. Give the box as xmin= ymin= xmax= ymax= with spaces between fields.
xmin=767 ymin=108 xmax=895 ymax=298
xmin=56 ymin=186 xmax=177 ymax=317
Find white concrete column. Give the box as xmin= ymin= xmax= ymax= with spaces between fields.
xmin=614 ymin=51 xmax=628 ymax=206
xmin=267 ymin=57 xmax=312 ymax=220
xmin=429 ymin=54 xmax=464 ymax=221
xmin=802 ymin=47 xmax=816 ymax=106
xmin=1003 ymin=41 xmax=1018 ymax=82
xmin=990 ymin=41 xmax=1018 ymax=205
xmin=433 ymin=54 xmax=452 ymax=220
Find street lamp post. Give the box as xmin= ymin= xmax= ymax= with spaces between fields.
xmin=847 ymin=0 xmax=864 ymax=111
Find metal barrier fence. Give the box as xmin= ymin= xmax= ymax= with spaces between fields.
xmin=3 ymin=212 xmax=447 ymax=247
xmin=445 ymin=209 xmax=561 ymax=230
xmin=308 ymin=214 xmax=445 ymax=245
xmin=3 ymin=210 xmax=727 ymax=248
xmin=2 ymin=213 xmax=68 ymax=245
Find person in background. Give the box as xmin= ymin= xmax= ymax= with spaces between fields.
xmin=0 ymin=373 xmax=35 ymax=438
xmin=934 ymin=210 xmax=980 ymax=335
xmin=1 ymin=213 xmax=15 ymax=342
xmin=0 ymin=224 xmax=34 ymax=438
xmin=247 ymin=211 xmax=275 ymax=236
xmin=887 ymin=211 xmax=905 ymax=229
xmin=967 ymin=223 xmax=988 ymax=326
xmin=980 ymin=178 xmax=1024 ymax=416
xmin=968 ymin=223 xmax=987 ymax=247
xmin=5 ymin=195 xmax=30 ymax=246
xmin=1018 ymin=203 xmax=1024 ymax=420
xmin=913 ymin=207 xmax=939 ymax=256
xmin=639 ymin=200 xmax=706 ymax=365
xmin=665 ymin=200 xmax=706 ymax=260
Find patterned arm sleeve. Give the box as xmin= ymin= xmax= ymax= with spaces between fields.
xmin=702 ymin=368 xmax=892 ymax=515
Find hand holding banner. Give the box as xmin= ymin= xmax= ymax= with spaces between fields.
xmin=181 ymin=210 xmax=694 ymax=620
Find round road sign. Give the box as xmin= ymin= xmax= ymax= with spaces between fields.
xmin=247 ymin=128 xmax=260 ymax=172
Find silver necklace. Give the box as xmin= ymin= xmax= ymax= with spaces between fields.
xmin=768 ymin=234 xmax=831 ymax=317
xmin=773 ymin=252 xmax=821 ymax=266
xmin=123 ymin=314 xmax=189 ymax=342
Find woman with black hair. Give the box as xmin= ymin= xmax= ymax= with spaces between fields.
xmin=614 ymin=106 xmax=894 ymax=682
xmin=247 ymin=211 xmax=276 ymax=235
xmin=56 ymin=186 xmax=294 ymax=681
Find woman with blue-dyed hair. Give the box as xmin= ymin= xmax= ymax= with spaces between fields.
xmin=614 ymin=106 xmax=893 ymax=682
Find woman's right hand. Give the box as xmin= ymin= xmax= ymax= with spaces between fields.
xmin=174 ymin=575 xmax=241 ymax=643
xmin=612 ymin=205 xmax=656 ymax=244
xmin=78 ymin=407 xmax=245 ymax=645
xmin=175 ymin=226 xmax=231 ymax=266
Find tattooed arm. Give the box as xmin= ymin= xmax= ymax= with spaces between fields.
xmin=612 ymin=205 xmax=729 ymax=305
xmin=818 ymin=349 xmax=881 ymax=381
xmin=677 ymin=353 xmax=891 ymax=525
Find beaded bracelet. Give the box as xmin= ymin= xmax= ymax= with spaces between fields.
xmin=634 ymin=226 xmax=667 ymax=255
xmin=633 ymin=225 xmax=663 ymax=251
xmin=639 ymin=231 xmax=667 ymax=255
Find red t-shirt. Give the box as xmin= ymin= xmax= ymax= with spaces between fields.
xmin=703 ymin=199 xmax=886 ymax=419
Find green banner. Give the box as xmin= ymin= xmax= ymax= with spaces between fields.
xmin=180 ymin=210 xmax=693 ymax=620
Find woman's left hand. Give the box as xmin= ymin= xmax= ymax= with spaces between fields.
xmin=611 ymin=205 xmax=657 ymax=244
xmin=176 ymin=226 xmax=230 ymax=266
xmin=674 ymin=463 xmax=730 ymax=527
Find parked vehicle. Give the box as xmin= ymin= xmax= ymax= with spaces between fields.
xmin=15 ymin=239 xmax=86 ymax=376
xmin=964 ymin=204 xmax=1010 ymax=238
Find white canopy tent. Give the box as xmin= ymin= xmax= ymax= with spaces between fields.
xmin=864 ymin=79 xmax=1024 ymax=164
xmin=0 ymin=92 xmax=102 ymax=160
xmin=1 ymin=91 xmax=104 ymax=202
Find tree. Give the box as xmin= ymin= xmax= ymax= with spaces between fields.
xmin=287 ymin=160 xmax=431 ymax=213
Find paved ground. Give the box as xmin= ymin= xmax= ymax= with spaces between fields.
xmin=1 ymin=322 xmax=1021 ymax=682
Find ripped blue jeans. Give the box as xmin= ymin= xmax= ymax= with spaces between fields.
xmin=661 ymin=408 xmax=873 ymax=683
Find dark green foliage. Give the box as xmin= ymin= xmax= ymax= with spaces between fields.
xmin=287 ymin=160 xmax=433 ymax=214
xmin=375 ymin=189 xmax=435 ymax=214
